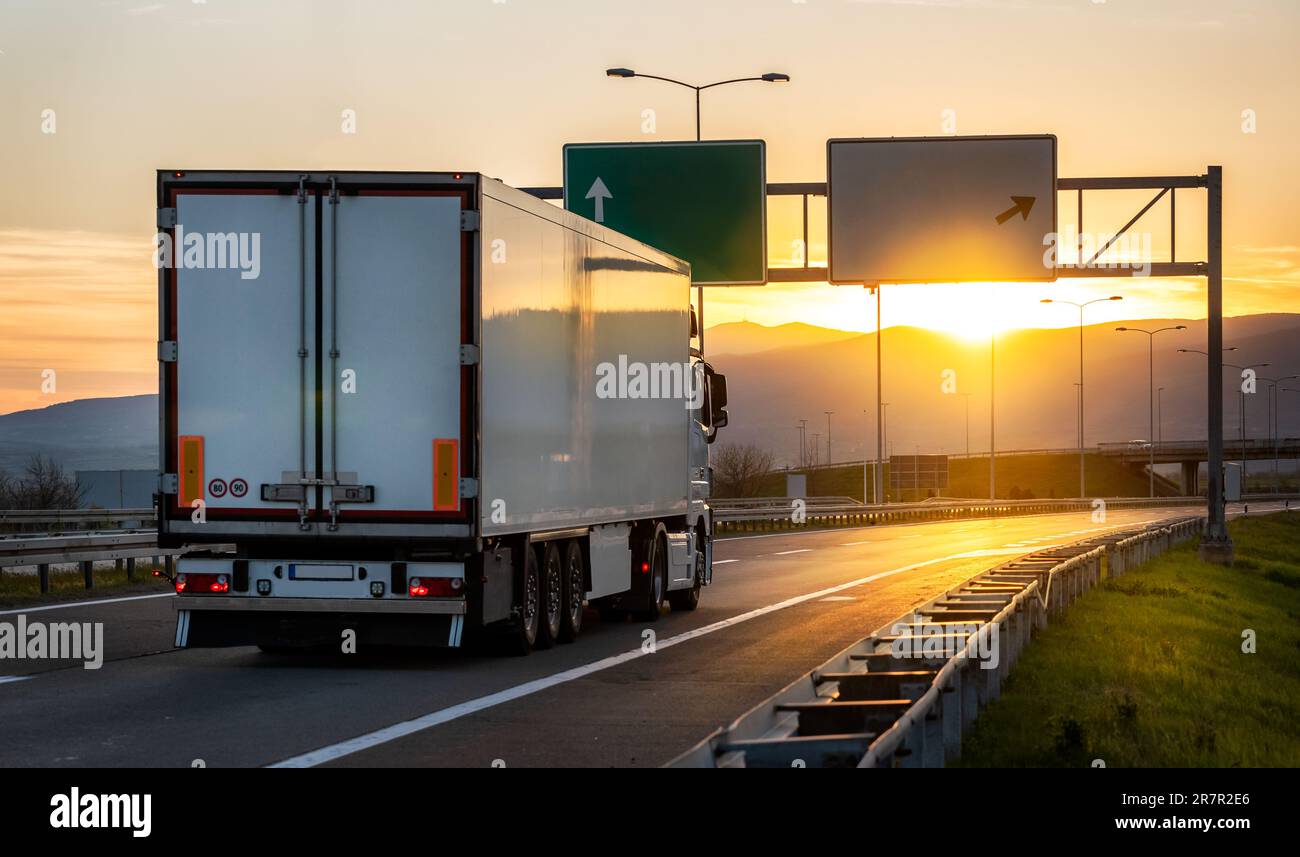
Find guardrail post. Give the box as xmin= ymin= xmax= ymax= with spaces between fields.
xmin=81 ymin=560 xmax=93 ymax=589
xmin=942 ymin=679 xmax=963 ymax=762
xmin=38 ymin=563 xmax=50 ymax=594
xmin=923 ymin=709 xmax=945 ymax=767
xmin=115 ymin=558 xmax=123 ymax=575
xmin=126 ymin=557 xmax=136 ymax=582
xmin=164 ymin=554 xmax=175 ymax=578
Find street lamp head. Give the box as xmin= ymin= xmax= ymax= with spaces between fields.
xmin=1175 ymin=325 xmax=1187 ymax=330
xmin=1225 ymin=346 xmax=1239 ymax=352
xmin=761 ymin=72 xmax=791 ymax=82
xmin=1115 ymin=327 xmax=1128 ymax=332
xmin=605 ymin=67 xmax=635 ymax=78
xmin=1108 ymin=295 xmax=1124 ymax=301
xmin=1039 ymin=298 xmax=1052 ymax=304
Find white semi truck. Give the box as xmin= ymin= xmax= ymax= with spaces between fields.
xmin=156 ymin=170 xmax=728 ymax=654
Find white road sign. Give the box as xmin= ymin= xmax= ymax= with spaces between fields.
xmin=827 ymin=135 xmax=1057 ymax=284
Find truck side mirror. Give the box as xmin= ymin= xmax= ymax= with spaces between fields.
xmin=707 ymin=368 xmax=728 ymax=430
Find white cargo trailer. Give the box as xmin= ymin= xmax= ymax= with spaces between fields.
xmin=157 ymin=171 xmax=728 ymax=653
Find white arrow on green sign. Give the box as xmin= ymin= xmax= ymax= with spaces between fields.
xmin=563 ymin=140 xmax=767 ymax=286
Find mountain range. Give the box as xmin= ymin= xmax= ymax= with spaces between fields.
xmin=1 ymin=314 xmax=1297 ymax=475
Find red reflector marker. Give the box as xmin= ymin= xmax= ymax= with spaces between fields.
xmin=641 ymin=561 xmax=650 ymax=574
xmin=409 ymin=577 xmax=464 ymax=598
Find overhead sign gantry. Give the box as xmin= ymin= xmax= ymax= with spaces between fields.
xmin=827 ymin=134 xmax=1057 ymax=284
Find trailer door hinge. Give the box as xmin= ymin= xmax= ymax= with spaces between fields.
xmin=158 ymin=340 xmax=178 ymax=362
xmin=459 ymin=478 xmax=479 ymax=499
xmin=460 ymin=210 xmax=480 ymax=232
xmin=459 ymin=344 xmax=479 ymax=366
xmin=157 ymin=207 xmax=177 ymax=228
xmin=160 ymin=473 xmax=178 ymax=495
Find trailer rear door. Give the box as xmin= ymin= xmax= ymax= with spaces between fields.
xmin=161 ymin=173 xmax=474 ymax=538
xmin=320 ymin=191 xmax=468 ymax=522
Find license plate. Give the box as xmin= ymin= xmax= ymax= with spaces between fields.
xmin=288 ymin=563 xmax=354 ymax=581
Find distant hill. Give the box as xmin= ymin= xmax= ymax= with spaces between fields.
xmin=707 ymin=313 xmax=1300 ymax=468
xmin=705 ymin=321 xmax=860 ymax=356
xmin=0 ymin=395 xmax=156 ymax=474
xmin=1 ymin=314 xmax=1297 ymax=476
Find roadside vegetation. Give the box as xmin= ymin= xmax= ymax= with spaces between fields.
xmin=957 ymin=511 xmax=1300 ymax=767
xmin=0 ymin=562 xmax=171 ymax=610
xmin=0 ymin=453 xmax=85 ymax=509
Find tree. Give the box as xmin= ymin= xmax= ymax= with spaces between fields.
xmin=0 ymin=454 xmax=85 ymax=510
xmin=713 ymin=442 xmax=775 ymax=498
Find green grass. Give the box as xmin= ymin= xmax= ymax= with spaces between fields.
xmin=758 ymin=452 xmax=1175 ymax=501
xmin=0 ymin=561 xmax=173 ymax=610
xmin=956 ymin=511 xmax=1300 ymax=767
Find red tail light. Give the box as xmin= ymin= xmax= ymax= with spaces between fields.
xmin=176 ymin=572 xmax=228 ymax=594
xmin=640 ymin=561 xmax=650 ymax=574
xmin=408 ymin=577 xmax=464 ymax=597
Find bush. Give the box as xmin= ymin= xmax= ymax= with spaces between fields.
xmin=0 ymin=454 xmax=85 ymax=510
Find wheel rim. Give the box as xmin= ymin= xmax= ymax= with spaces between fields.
xmin=545 ymin=556 xmax=562 ymax=631
xmin=567 ymin=554 xmax=583 ymax=624
xmin=523 ymin=565 xmax=538 ymax=635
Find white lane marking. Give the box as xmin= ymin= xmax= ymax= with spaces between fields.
xmin=0 ymin=592 xmax=174 ymax=617
xmin=0 ymin=676 xmax=34 ymax=685
xmin=774 ymin=549 xmax=812 ymax=555
xmin=840 ymin=541 xmax=869 ymax=546
xmin=819 ymin=596 xmax=855 ymax=602
xmin=267 ymin=550 xmax=1001 ymax=769
xmin=712 ymin=559 xmax=739 ymax=565
xmin=896 ymin=534 xmax=923 ymax=539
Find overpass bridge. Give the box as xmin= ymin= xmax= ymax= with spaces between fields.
xmin=1098 ymin=438 xmax=1300 ymax=493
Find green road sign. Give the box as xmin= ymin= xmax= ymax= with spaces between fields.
xmin=563 ymin=140 xmax=767 ymax=285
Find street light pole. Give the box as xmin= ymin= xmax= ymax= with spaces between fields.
xmin=1178 ymin=347 xmax=1266 ymax=488
xmin=1157 ymin=387 xmax=1164 ymax=450
xmin=1115 ymin=325 xmax=1187 ymax=497
xmin=605 ymin=68 xmax=789 ymax=357
xmin=989 ymin=328 xmax=995 ymax=501
xmin=1260 ymin=375 xmax=1299 ymax=491
xmin=882 ymin=402 xmax=890 ymax=500
xmin=824 ymin=411 xmax=834 ymax=465
xmin=961 ymin=392 xmax=971 ymax=457
xmin=1041 ymin=295 xmax=1124 ymax=497
xmin=1283 ymin=388 xmax=1300 ymax=491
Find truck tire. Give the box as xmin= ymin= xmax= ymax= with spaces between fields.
xmin=536 ymin=541 xmax=563 ymax=649
xmin=633 ymin=525 xmax=667 ymax=622
xmin=507 ymin=541 xmax=541 ymax=655
xmin=667 ymin=529 xmax=705 ymax=612
xmin=559 ymin=540 xmax=585 ymax=643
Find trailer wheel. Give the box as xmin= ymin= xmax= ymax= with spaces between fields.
xmin=632 ymin=525 xmax=667 ymax=622
xmin=536 ymin=542 xmax=563 ymax=649
xmin=508 ymin=541 xmax=541 ymax=655
xmin=559 ymin=540 xmax=585 ymax=643
xmin=667 ymin=528 xmax=704 ymax=612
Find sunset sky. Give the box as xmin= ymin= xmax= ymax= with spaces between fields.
xmin=1 ymin=0 xmax=1298 ymax=414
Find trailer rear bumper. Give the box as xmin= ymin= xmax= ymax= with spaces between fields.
xmin=174 ymin=598 xmax=467 ymax=649
xmin=174 ymin=596 xmax=465 ymax=615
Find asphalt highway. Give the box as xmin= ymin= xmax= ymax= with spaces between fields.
xmin=0 ymin=503 xmax=1277 ymax=767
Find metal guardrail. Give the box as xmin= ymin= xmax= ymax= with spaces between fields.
xmin=711 ymin=495 xmax=1208 ymax=532
xmin=0 ymin=529 xmax=186 ymax=594
xmin=668 ymin=515 xmax=1205 ymax=768
xmin=0 ymin=508 xmax=155 ymax=527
